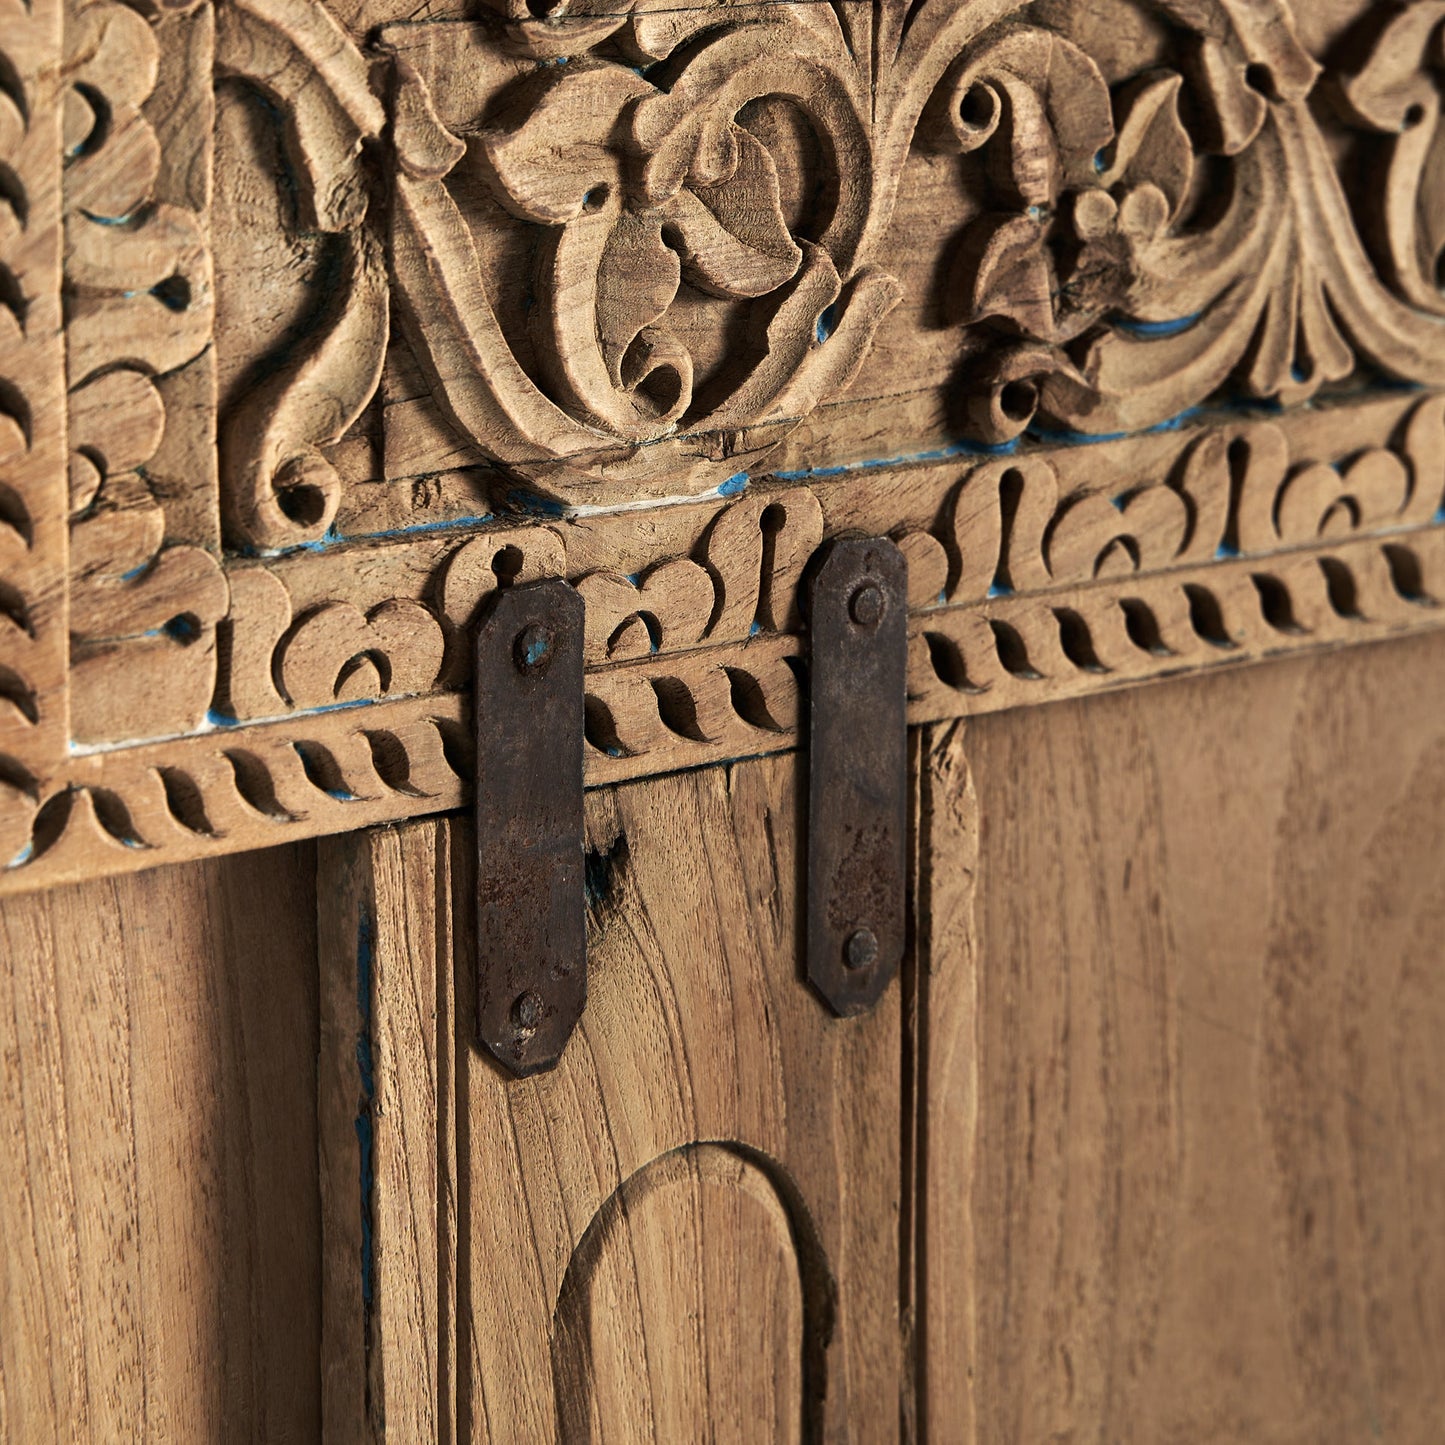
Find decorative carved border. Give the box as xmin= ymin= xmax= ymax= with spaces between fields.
xmin=5 ymin=0 xmax=1445 ymax=893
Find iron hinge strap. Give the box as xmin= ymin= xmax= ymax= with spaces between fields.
xmin=470 ymin=538 xmax=909 ymax=1077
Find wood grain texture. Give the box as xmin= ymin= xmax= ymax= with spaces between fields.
xmin=17 ymin=388 xmax=1445 ymax=896
xmin=320 ymin=754 xmax=905 ymax=1441
xmin=0 ymin=842 xmax=321 ymax=1442
xmin=457 ymin=755 xmax=902 ymax=1441
xmin=921 ymin=629 xmax=1445 ymax=1443
xmin=318 ymin=823 xmax=456 ymax=1445
xmin=17 ymin=0 xmax=1445 ymax=897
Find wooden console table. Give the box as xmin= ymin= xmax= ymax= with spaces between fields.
xmin=3 ymin=0 xmax=1444 ymax=1438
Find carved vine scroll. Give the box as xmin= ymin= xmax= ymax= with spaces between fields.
xmin=6 ymin=0 xmax=1445 ymax=893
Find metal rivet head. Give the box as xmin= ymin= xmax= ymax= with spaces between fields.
xmin=513 ymin=622 xmax=555 ymax=675
xmin=511 ymin=990 xmax=544 ymax=1033
xmin=844 ymin=927 xmax=879 ymax=971
xmin=849 ymin=582 xmax=884 ymax=628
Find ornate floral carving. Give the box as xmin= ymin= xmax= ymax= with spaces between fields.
xmin=11 ymin=384 xmax=1445 ymax=889
xmin=10 ymin=0 xmax=1445 ymax=892
xmin=384 ymin=8 xmax=900 ymax=505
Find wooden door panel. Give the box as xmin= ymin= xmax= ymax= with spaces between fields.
xmin=920 ymin=631 xmax=1445 ymax=1442
xmin=0 ymin=845 xmax=322 ymax=1441
xmin=322 ymin=753 xmax=902 ymax=1442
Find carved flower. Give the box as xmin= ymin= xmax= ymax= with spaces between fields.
xmin=936 ymin=27 xmax=1196 ymax=439
xmin=478 ymin=63 xmax=806 ymax=438
xmin=387 ymin=21 xmax=899 ymax=503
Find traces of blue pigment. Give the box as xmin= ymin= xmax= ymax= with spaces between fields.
xmin=506 ymin=489 xmax=567 ymax=519
xmin=719 ymin=472 xmax=749 ymax=497
xmin=775 ymin=435 xmax=1018 ymax=482
xmin=354 ymin=907 xmax=376 ymax=1309
xmin=1114 ymin=312 xmax=1204 ymax=340
xmin=1029 ymin=408 xmax=1202 ymax=448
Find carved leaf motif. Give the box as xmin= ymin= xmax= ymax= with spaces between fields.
xmin=962 ymin=214 xmax=1058 ymax=340
xmin=386 ymin=11 xmax=891 ymax=502
xmin=480 ymin=65 xmax=652 ymax=226
xmin=663 ymin=131 xmax=803 ymax=300
xmin=1100 ymin=73 xmax=1194 ymax=222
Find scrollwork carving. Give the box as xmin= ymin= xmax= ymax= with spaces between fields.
xmin=383 ymin=7 xmax=899 ymax=505
xmin=0 ymin=0 xmax=69 ymax=856
xmin=63 ymin=0 xmax=222 ymax=746
xmin=12 ymin=0 xmax=1445 ymax=893
xmin=215 ymin=0 xmax=387 ymax=549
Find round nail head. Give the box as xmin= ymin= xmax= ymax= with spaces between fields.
xmin=513 ymin=622 xmax=554 ymax=675
xmin=844 ymin=927 xmax=879 ymax=971
xmin=512 ymin=990 xmax=544 ymax=1033
xmin=849 ymin=583 xmax=884 ymax=628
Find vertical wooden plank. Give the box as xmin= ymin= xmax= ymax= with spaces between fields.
xmin=318 ymin=835 xmax=372 ymax=1444
xmin=455 ymin=753 xmax=902 ymax=1442
xmin=320 ymin=823 xmax=453 ymax=1442
xmin=214 ymin=846 xmax=323 ymax=1438
xmin=0 ymin=844 xmax=320 ymax=1441
xmin=921 ymin=630 xmax=1445 ymax=1441
xmin=914 ymin=720 xmax=980 ymax=1443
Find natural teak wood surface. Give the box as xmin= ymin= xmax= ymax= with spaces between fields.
xmin=0 ymin=844 xmax=321 ymax=1441
xmin=6 ymin=0 xmax=1445 ymax=889
xmin=918 ymin=630 xmax=1445 ymax=1443
xmin=5 ymin=0 xmax=1445 ymax=1440
xmin=319 ymin=754 xmax=903 ymax=1442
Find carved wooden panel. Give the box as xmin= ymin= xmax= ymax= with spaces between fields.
xmin=7 ymin=0 xmax=1445 ymax=892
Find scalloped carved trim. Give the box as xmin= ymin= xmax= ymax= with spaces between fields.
xmin=7 ymin=388 xmax=1445 ymax=893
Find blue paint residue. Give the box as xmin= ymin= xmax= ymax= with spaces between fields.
xmin=519 ymin=631 xmax=551 ymax=668
xmin=353 ymin=512 xmax=496 ymax=543
xmin=988 ymin=582 xmax=1015 ymax=599
xmin=775 ymin=434 xmax=1019 ymax=482
xmin=242 ymin=511 xmax=501 ymax=559
xmin=506 ymin=489 xmax=567 ymax=519
xmin=1114 ymin=312 xmax=1204 ymax=340
xmin=1028 ymin=408 xmax=1202 ymax=448
xmin=1216 ymin=541 xmax=1241 ymax=560
xmin=355 ymin=906 xmax=376 ymax=1309
xmin=815 ymin=302 xmax=840 ymax=345
xmin=719 ymin=472 xmax=749 ymax=497
xmin=163 ymin=614 xmax=199 ymax=644
xmin=749 ymin=620 xmax=762 ymax=636
xmin=293 ymin=742 xmax=360 ymax=801
xmin=206 ymin=708 xmax=240 ymax=729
